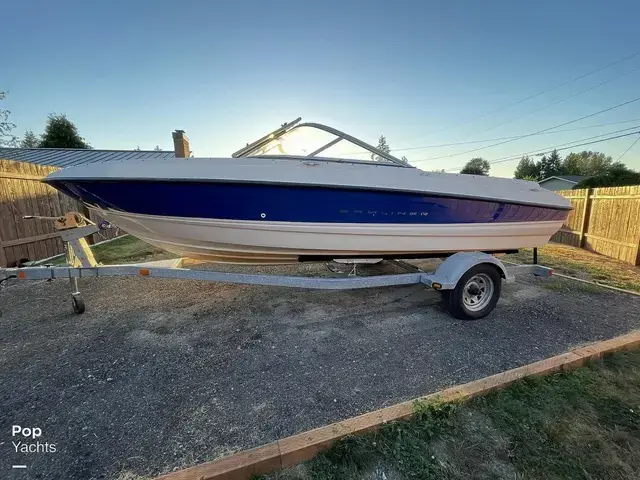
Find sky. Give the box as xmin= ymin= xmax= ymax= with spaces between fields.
xmin=3 ymin=0 xmax=640 ymax=177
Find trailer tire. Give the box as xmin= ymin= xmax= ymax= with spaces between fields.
xmin=446 ymin=263 xmax=502 ymax=320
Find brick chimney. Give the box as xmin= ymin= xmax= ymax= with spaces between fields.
xmin=172 ymin=130 xmax=190 ymax=158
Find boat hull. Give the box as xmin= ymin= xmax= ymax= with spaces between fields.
xmin=48 ymin=179 xmax=568 ymax=225
xmin=94 ymin=208 xmax=565 ymax=264
xmin=44 ymin=162 xmax=571 ymax=264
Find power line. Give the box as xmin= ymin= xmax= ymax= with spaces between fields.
xmin=501 ymin=131 xmax=639 ymax=162
xmin=414 ymin=96 xmax=640 ymax=163
xmin=530 ymin=126 xmax=638 ymax=155
xmin=459 ymin=65 xmax=640 ymax=138
xmin=450 ymin=128 xmax=639 ymax=169
xmin=410 ymin=49 xmax=640 ymax=139
xmin=616 ymin=136 xmax=640 ymax=162
xmin=493 ymin=128 xmax=638 ymax=163
xmin=387 ymin=119 xmax=640 ymax=153
xmin=342 ymin=118 xmax=640 ymax=156
xmin=447 ymin=130 xmax=640 ymax=171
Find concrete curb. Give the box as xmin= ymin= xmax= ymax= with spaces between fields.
xmin=154 ymin=330 xmax=640 ymax=480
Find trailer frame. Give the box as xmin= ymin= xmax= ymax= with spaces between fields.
xmin=0 ymin=213 xmax=552 ymax=319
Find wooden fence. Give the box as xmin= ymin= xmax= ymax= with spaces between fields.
xmin=0 ymin=159 xmax=121 ymax=267
xmin=552 ymin=185 xmax=640 ymax=265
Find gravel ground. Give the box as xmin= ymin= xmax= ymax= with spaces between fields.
xmin=0 ymin=261 xmax=639 ymax=480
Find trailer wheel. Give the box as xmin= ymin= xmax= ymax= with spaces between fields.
xmin=72 ymin=295 xmax=85 ymax=314
xmin=446 ymin=264 xmax=501 ymax=320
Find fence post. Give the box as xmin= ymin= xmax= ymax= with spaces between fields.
xmin=0 ymin=239 xmax=6 ymax=268
xmin=578 ymin=187 xmax=592 ymax=248
xmin=81 ymin=205 xmax=95 ymax=245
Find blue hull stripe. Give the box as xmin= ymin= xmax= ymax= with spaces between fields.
xmin=48 ymin=180 xmax=568 ymax=224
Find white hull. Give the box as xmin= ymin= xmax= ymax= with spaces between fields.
xmin=96 ymin=208 xmax=563 ymax=264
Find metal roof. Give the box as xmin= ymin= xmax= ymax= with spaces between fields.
xmin=539 ymin=175 xmax=587 ymax=184
xmin=0 ymin=147 xmax=175 ymax=168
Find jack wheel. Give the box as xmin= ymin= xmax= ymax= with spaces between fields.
xmin=72 ymin=295 xmax=85 ymax=314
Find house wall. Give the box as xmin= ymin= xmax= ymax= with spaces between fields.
xmin=539 ymin=178 xmax=576 ymax=191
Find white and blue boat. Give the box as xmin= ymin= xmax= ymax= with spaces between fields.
xmin=44 ymin=118 xmax=571 ymax=264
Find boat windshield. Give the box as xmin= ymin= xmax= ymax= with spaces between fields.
xmin=232 ymin=118 xmax=410 ymax=167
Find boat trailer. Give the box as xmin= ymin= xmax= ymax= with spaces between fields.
xmin=0 ymin=213 xmax=552 ymax=320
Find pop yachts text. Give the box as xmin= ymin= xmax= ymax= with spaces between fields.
xmin=12 ymin=441 xmax=57 ymax=453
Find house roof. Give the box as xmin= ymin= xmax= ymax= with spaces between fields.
xmin=539 ymin=175 xmax=587 ymax=184
xmin=0 ymin=147 xmax=175 ymax=169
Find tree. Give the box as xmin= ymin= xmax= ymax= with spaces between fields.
xmin=0 ymin=90 xmax=18 ymax=146
xmin=538 ymin=149 xmax=564 ymax=179
xmin=514 ymin=149 xmax=617 ymax=181
xmin=371 ymin=135 xmax=391 ymax=163
xmin=575 ymin=163 xmax=640 ymax=188
xmin=133 ymin=146 xmax=141 ymax=151
xmin=562 ymin=151 xmax=613 ymax=176
xmin=154 ymin=145 xmax=162 ymax=151
xmin=20 ymin=130 xmax=40 ymax=148
xmin=460 ymin=157 xmax=490 ymax=175
xmin=513 ymin=155 xmax=541 ymax=180
xmin=520 ymin=175 xmax=539 ymax=182
xmin=39 ymin=114 xmax=90 ymax=149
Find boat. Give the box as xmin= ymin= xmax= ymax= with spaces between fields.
xmin=43 ymin=118 xmax=572 ymax=264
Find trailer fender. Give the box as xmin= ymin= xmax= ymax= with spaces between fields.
xmin=422 ymin=252 xmax=513 ymax=290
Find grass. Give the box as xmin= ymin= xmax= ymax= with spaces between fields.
xmin=89 ymin=235 xmax=172 ymax=264
xmin=504 ymin=243 xmax=640 ymax=293
xmin=45 ymin=235 xmax=172 ymax=266
xmin=262 ymin=350 xmax=640 ymax=480
xmin=539 ymin=278 xmax=606 ymax=294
